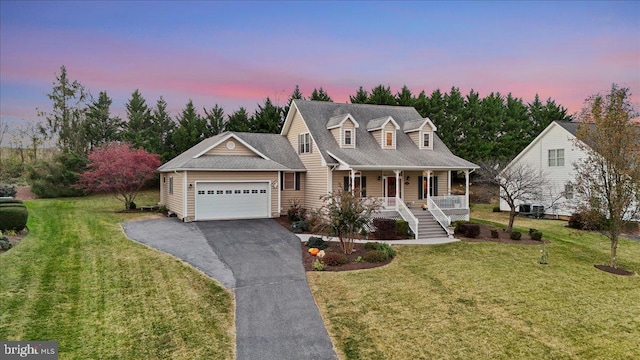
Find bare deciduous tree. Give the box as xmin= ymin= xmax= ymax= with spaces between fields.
xmin=572 ymin=84 xmax=640 ymax=268
xmin=480 ymin=161 xmax=550 ymax=233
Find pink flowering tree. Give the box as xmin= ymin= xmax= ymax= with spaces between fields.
xmin=76 ymin=142 xmax=161 ymax=210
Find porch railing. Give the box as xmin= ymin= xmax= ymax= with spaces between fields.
xmin=430 ymin=195 xmax=467 ymax=209
xmin=397 ymin=198 xmax=418 ymax=239
xmin=428 ymin=197 xmax=452 ymax=235
xmin=379 ymin=197 xmax=397 ymax=210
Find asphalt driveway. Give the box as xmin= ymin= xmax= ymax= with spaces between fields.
xmin=122 ymin=217 xmax=336 ymax=360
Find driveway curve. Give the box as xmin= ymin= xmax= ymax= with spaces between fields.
xmin=123 ymin=217 xmax=336 ymax=360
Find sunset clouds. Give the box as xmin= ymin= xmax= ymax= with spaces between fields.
xmin=1 ymin=1 xmax=638 ymax=134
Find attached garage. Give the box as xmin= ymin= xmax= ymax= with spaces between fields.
xmin=195 ymin=181 xmax=270 ymax=220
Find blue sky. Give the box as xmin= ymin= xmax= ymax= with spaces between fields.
xmin=1 ymin=1 xmax=639 ymax=144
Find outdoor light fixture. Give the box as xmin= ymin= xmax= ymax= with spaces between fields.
xmin=189 ymin=184 xmax=193 ymax=188
xmin=406 ymin=176 xmax=410 ymax=180
xmin=378 ymin=176 xmax=382 ymax=181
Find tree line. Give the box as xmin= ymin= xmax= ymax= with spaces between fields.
xmin=2 ymin=65 xmax=572 ymax=197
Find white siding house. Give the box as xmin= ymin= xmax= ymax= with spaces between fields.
xmin=499 ymin=121 xmax=588 ymax=218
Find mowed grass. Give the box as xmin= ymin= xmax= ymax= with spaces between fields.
xmin=308 ymin=204 xmax=640 ymax=360
xmin=0 ymin=192 xmax=234 ymax=359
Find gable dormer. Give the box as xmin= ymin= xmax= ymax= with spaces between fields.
xmin=367 ymin=116 xmax=400 ymax=149
xmin=327 ymin=113 xmax=359 ymax=149
xmin=403 ymin=117 xmax=437 ymax=150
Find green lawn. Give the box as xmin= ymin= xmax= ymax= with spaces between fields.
xmin=0 ymin=192 xmax=235 ymax=359
xmin=308 ymin=204 xmax=640 ymax=360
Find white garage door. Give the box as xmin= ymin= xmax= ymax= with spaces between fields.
xmin=195 ymin=182 xmax=270 ymax=220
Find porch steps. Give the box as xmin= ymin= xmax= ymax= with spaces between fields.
xmin=411 ymin=209 xmax=448 ymax=239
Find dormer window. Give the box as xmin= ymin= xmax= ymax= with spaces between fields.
xmin=385 ymin=131 xmax=395 ymax=148
xmin=344 ymin=129 xmax=353 ymax=146
xmin=423 ymin=132 xmax=430 ymax=148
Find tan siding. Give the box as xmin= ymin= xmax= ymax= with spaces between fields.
xmin=331 ymin=170 xmax=383 ymax=198
xmin=330 ymin=128 xmax=340 ymax=145
xmin=184 ymin=171 xmax=279 ymax=221
xmin=165 ymin=172 xmax=185 ymax=219
xmin=404 ymin=171 xmax=421 ymax=203
xmin=285 ymin=109 xmax=328 ymax=210
xmin=206 ymin=138 xmax=257 ymax=156
xmin=281 ymin=173 xmax=305 ymax=214
xmin=371 ymin=129 xmax=382 ymax=147
xmin=435 ymin=171 xmax=448 ymax=196
xmin=159 ymin=174 xmax=168 ymax=206
xmin=409 ymin=131 xmax=420 ymax=148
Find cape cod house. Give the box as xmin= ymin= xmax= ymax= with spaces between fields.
xmin=158 ymin=100 xmax=478 ymax=238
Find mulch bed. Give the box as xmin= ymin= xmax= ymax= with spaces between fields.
xmin=594 ymin=264 xmax=635 ymax=276
xmin=457 ymin=223 xmax=549 ymax=245
xmin=302 ymin=241 xmax=393 ymax=272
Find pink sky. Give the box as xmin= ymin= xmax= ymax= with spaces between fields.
xmin=1 ymin=1 xmax=639 ymax=140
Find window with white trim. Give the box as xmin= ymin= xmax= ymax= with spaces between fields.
xmin=298 ymin=133 xmax=312 ymax=154
xmin=423 ymin=132 xmax=430 ymax=148
xmin=343 ymin=129 xmax=353 ymax=146
xmin=548 ymin=149 xmax=565 ymax=167
xmin=384 ymin=131 xmax=395 ymax=148
xmin=168 ymin=176 xmax=173 ymax=195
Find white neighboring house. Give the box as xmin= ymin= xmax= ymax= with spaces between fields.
xmin=499 ymin=121 xmax=589 ymax=218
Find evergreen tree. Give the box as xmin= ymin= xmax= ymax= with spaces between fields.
xmin=413 ymin=90 xmax=430 ymax=118
xmin=457 ymin=89 xmax=487 ymax=162
xmin=150 ymin=96 xmax=176 ymax=161
xmin=395 ymin=85 xmax=414 ymax=106
xmin=171 ymin=100 xmax=208 ymax=154
xmin=310 ymin=87 xmax=333 ymax=102
xmin=251 ymin=97 xmax=284 ymax=133
xmin=349 ymin=86 xmax=369 ymax=104
xmin=122 ymin=89 xmax=152 ymax=149
xmin=439 ymin=87 xmax=465 ymax=156
xmin=367 ymin=85 xmax=396 ymax=105
xmin=84 ymin=91 xmax=122 ymax=150
xmin=204 ymin=104 xmax=225 ymax=136
xmin=284 ymin=85 xmax=305 ymax=116
xmin=37 ymin=65 xmax=89 ymax=154
xmin=225 ymin=107 xmax=252 ymax=132
xmin=497 ymin=93 xmax=531 ymax=160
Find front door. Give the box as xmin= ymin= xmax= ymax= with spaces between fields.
xmin=385 ymin=176 xmax=396 ymax=198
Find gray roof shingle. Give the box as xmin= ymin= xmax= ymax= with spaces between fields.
xmin=159 ymin=132 xmax=305 ymax=172
xmin=293 ymin=100 xmax=478 ymax=169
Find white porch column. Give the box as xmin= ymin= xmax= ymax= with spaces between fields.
xmin=447 ymin=170 xmax=452 ymax=196
xmin=394 ymin=170 xmax=401 ymax=209
xmin=465 ymin=169 xmax=470 ymax=209
xmin=426 ymin=170 xmax=431 ymax=208
xmin=350 ymin=169 xmax=356 ymax=195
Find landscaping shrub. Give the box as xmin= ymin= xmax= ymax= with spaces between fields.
xmin=292 ymin=219 xmax=309 ymax=233
xmin=0 ymin=199 xmax=24 ymax=205
xmin=363 ymin=250 xmax=388 ymax=263
xmin=396 ymin=220 xmax=409 ymax=236
xmin=531 ymin=231 xmax=543 ymax=241
xmin=492 ymin=206 xmax=501 ymax=213
xmin=28 ymin=151 xmax=87 ymax=198
xmin=490 ymin=229 xmax=499 ymax=238
xmin=0 ymin=183 xmax=17 ymax=198
xmin=321 ymin=252 xmax=348 ymax=266
xmin=568 ymin=210 xmax=608 ymax=231
xmin=312 ymin=259 xmax=324 ymax=271
xmin=364 ymin=242 xmax=396 ymax=258
xmin=510 ymin=231 xmax=522 ymax=240
xmin=305 ymin=236 xmax=328 ymax=250
xmin=0 ymin=205 xmax=28 ymax=232
xmin=287 ymin=199 xmax=307 ymax=222
xmin=129 ymin=201 xmax=137 ymax=210
xmin=373 ymin=218 xmax=396 ymax=239
xmin=455 ymin=221 xmax=479 ymax=238
xmin=529 ymin=228 xmax=538 ymax=234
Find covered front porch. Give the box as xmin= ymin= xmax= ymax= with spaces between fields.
xmin=333 ymin=167 xmax=474 ymax=239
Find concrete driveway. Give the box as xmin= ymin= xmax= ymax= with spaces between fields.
xmin=122 ymin=218 xmax=336 ymax=360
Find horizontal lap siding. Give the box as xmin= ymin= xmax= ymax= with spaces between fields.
xmin=185 ymin=171 xmax=279 ymax=221
xmin=165 ymin=172 xmax=185 ymax=219
xmin=281 ymin=173 xmax=305 ymax=214
xmin=206 ymin=138 xmax=257 ymax=156
xmin=287 ymin=110 xmax=328 ymax=211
